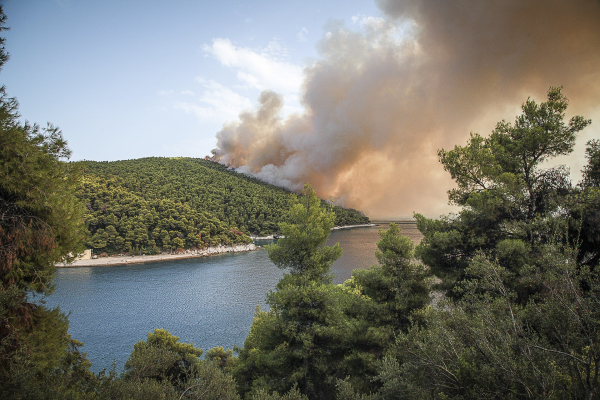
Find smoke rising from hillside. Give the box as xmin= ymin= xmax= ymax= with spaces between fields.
xmin=212 ymin=0 xmax=600 ymax=218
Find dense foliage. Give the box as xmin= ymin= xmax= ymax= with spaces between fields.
xmin=233 ymin=186 xmax=432 ymax=399
xmin=0 ymin=6 xmax=90 ymax=397
xmin=77 ymin=158 xmax=370 ymax=255
xmin=231 ymin=88 xmax=600 ymax=400
xmin=369 ymin=87 xmax=600 ymax=399
xmin=416 ymin=87 xmax=593 ymax=294
xmin=4 ymin=4 xmax=600 ymax=396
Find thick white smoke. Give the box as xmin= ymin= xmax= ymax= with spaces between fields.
xmin=212 ymin=0 xmax=600 ymax=218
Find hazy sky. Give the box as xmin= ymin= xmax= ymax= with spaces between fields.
xmin=1 ymin=0 xmax=379 ymax=160
xmin=2 ymin=1 xmax=599 ymax=219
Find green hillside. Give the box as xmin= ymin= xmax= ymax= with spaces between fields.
xmin=77 ymin=157 xmax=369 ymax=255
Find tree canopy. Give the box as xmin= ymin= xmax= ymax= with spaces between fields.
xmin=3 ymin=3 xmax=600 ymax=395
xmin=77 ymin=158 xmax=370 ymax=255
xmin=370 ymin=87 xmax=600 ymax=399
xmin=266 ymin=184 xmax=342 ymax=280
xmin=0 ymin=6 xmax=90 ymax=396
xmin=417 ymin=87 xmax=592 ymax=291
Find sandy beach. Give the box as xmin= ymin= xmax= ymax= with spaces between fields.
xmin=57 ymin=243 xmax=258 ymax=267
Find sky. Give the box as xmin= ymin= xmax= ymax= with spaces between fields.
xmin=1 ymin=0 xmax=380 ymax=160
xmin=2 ymin=0 xmax=599 ymax=219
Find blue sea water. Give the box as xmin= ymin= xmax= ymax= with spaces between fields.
xmin=45 ymin=223 xmax=421 ymax=372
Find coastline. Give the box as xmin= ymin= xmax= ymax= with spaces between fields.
xmin=250 ymin=235 xmax=279 ymax=240
xmin=250 ymin=223 xmax=378 ymax=240
xmin=57 ymin=243 xmax=258 ymax=268
xmin=331 ymin=223 xmax=377 ymax=230
xmin=58 ymin=224 xmax=379 ymax=268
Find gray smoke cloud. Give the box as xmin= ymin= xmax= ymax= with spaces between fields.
xmin=212 ymin=0 xmax=600 ymax=218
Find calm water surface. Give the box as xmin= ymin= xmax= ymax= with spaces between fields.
xmin=46 ymin=223 xmax=421 ymax=372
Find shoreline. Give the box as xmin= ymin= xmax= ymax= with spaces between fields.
xmin=57 ymin=243 xmax=258 ymax=268
xmin=58 ymin=224 xmax=380 ymax=268
xmin=331 ymin=223 xmax=377 ymax=230
xmin=251 ymin=223 xmax=378 ymax=240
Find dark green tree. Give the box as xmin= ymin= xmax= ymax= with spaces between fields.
xmin=123 ymin=328 xmax=203 ymax=385
xmin=235 ymin=185 xmax=354 ymax=399
xmin=344 ymin=223 xmax=431 ymax=338
xmin=364 ymin=88 xmax=599 ymax=400
xmin=582 ymin=139 xmax=600 ymax=188
xmin=0 ymin=6 xmax=90 ymax=396
xmin=373 ymin=245 xmax=600 ymax=400
xmin=266 ymin=184 xmax=342 ymax=282
xmin=331 ymin=224 xmax=432 ymax=398
xmin=118 ymin=329 xmax=240 ymax=400
xmin=567 ymin=139 xmax=600 ymax=270
xmin=416 ymin=87 xmax=591 ymax=293
xmin=0 ymin=68 xmax=85 ymax=293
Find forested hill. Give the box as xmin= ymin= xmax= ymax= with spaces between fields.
xmin=77 ymin=157 xmax=369 ymax=255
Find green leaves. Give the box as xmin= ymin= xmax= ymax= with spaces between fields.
xmin=124 ymin=328 xmax=203 ymax=385
xmin=418 ymin=87 xmax=592 ymax=290
xmin=235 ymin=186 xmax=387 ymax=399
xmin=267 ymin=185 xmax=342 ymax=281
xmin=347 ymin=224 xmax=431 ymax=336
xmin=374 ymin=223 xmax=414 ymax=270
xmin=440 ymin=87 xmax=590 ymax=215
xmin=0 ymin=79 xmax=85 ymax=295
xmin=78 ymin=160 xmax=368 ymax=255
xmin=380 ymin=88 xmax=600 ymax=399
xmin=582 ymin=139 xmax=600 ymax=188
xmin=439 ymin=132 xmax=500 ymax=204
xmin=387 ymin=246 xmax=600 ymax=399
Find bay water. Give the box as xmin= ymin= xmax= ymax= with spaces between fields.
xmin=45 ymin=223 xmax=421 ymax=372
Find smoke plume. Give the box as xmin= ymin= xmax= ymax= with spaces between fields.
xmin=212 ymin=0 xmax=600 ymax=218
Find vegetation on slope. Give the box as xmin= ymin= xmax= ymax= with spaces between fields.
xmin=3 ymin=4 xmax=600 ymax=396
xmin=77 ymin=157 xmax=370 ymax=255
